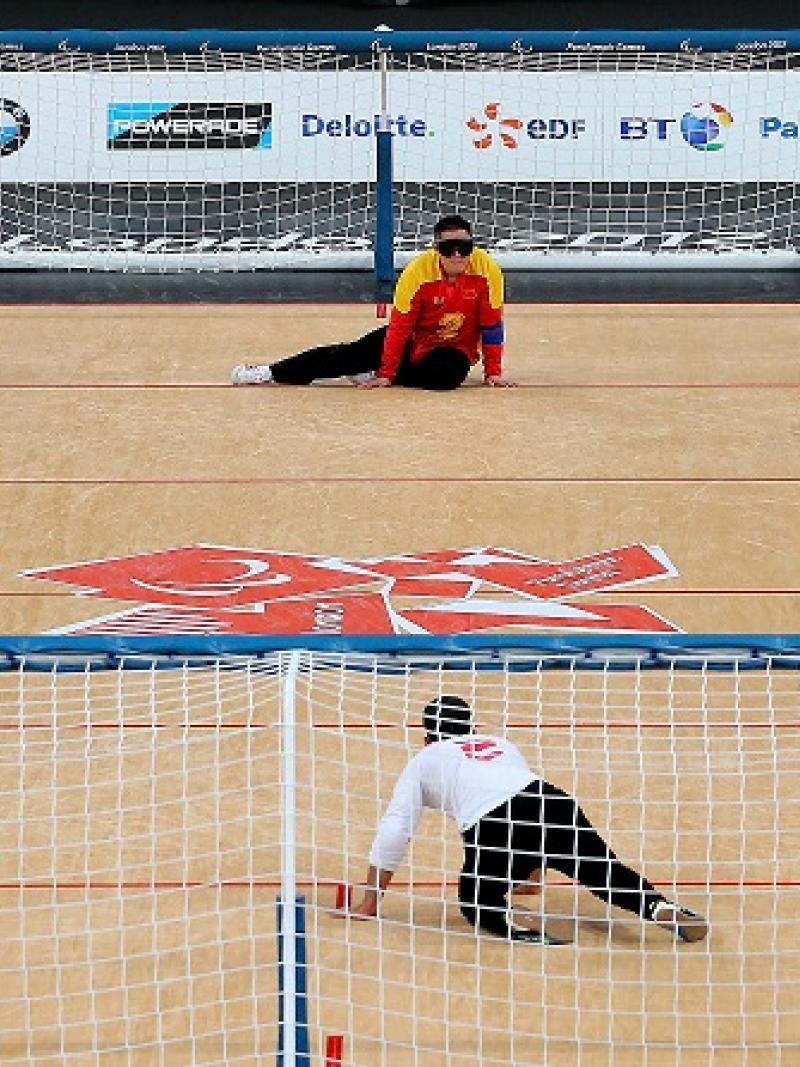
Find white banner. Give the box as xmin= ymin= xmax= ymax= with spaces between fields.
xmin=0 ymin=70 xmax=798 ymax=182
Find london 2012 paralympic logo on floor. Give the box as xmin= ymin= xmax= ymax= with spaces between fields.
xmin=20 ymin=543 xmax=682 ymax=636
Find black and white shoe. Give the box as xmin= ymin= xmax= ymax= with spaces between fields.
xmin=652 ymin=902 xmax=709 ymax=943
xmin=231 ymin=363 xmax=273 ymax=385
xmin=509 ymin=925 xmax=566 ymax=946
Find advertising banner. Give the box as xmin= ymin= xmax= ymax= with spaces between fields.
xmin=1 ymin=70 xmax=799 ymax=183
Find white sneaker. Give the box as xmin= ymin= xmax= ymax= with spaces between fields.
xmin=652 ymin=901 xmax=708 ymax=943
xmin=348 ymin=371 xmax=376 ymax=385
xmin=231 ymin=363 xmax=273 ymax=385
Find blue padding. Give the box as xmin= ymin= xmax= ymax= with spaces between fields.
xmin=276 ymin=895 xmax=310 ymax=1067
xmin=375 ymin=129 xmax=394 ymax=284
xmin=1 ymin=29 xmax=799 ymax=54
xmin=481 ymin=322 xmax=505 ymax=346
xmin=0 ymin=635 xmax=799 ymax=673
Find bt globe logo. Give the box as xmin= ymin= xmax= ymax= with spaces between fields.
xmin=679 ymin=101 xmax=734 ymax=151
xmin=620 ymin=101 xmax=734 ymax=150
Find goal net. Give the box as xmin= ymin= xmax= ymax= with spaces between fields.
xmin=0 ymin=29 xmax=799 ymax=270
xmin=0 ymin=636 xmax=797 ymax=1065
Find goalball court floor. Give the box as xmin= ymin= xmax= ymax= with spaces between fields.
xmin=0 ymin=286 xmax=798 ymax=1064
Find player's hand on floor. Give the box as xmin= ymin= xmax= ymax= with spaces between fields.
xmin=347 ymin=904 xmax=377 ymax=920
xmin=512 ymin=869 xmax=544 ymax=896
xmin=334 ymin=893 xmax=379 ymax=920
xmin=483 ymin=375 xmax=518 ymax=387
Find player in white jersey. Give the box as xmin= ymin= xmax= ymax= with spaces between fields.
xmin=349 ymin=695 xmax=708 ymax=944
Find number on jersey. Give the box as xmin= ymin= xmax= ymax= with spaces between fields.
xmin=455 ymin=738 xmax=503 ymax=762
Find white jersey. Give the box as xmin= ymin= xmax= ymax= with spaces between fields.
xmin=368 ymin=735 xmax=537 ymax=872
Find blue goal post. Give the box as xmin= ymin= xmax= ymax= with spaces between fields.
xmin=1 ymin=28 xmax=799 ymax=274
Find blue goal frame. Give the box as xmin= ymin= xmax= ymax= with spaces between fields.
xmin=1 ymin=27 xmax=799 ymax=281
xmin=0 ymin=633 xmax=799 ymax=670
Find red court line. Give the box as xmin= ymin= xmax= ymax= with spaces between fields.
xmin=5 ymin=382 xmax=800 ymax=390
xmin=0 ymin=878 xmax=793 ymax=891
xmin=1 ymin=477 xmax=798 ymax=485
xmin=3 ymin=589 xmax=799 ymax=597
xmin=0 ymin=721 xmax=796 ymax=731
xmin=5 ymin=589 xmax=799 ymax=596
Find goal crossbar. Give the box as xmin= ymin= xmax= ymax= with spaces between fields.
xmin=1 ymin=633 xmax=799 ymax=670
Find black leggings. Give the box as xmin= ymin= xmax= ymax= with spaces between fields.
xmin=459 ymin=780 xmax=666 ymax=938
xmin=269 ymin=326 xmax=472 ymax=391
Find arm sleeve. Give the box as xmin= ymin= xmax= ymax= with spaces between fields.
xmin=479 ymin=257 xmax=505 ymax=379
xmin=376 ymin=302 xmax=418 ymax=381
xmin=368 ymin=761 xmax=424 ymax=871
xmin=376 ymin=257 xmax=427 ymax=380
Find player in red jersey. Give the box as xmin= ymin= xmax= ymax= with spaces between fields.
xmin=230 ymin=216 xmax=517 ymax=390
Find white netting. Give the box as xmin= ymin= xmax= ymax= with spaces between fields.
xmin=0 ymin=656 xmax=284 ymax=1064
xmin=0 ymin=46 xmax=798 ymax=269
xmin=303 ymin=650 xmax=798 ymax=1066
xmin=0 ymin=646 xmax=796 ymax=1064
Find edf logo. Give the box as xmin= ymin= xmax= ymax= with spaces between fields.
xmin=467 ymin=102 xmax=587 ymax=150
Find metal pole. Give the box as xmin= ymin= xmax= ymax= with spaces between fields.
xmin=374 ymin=41 xmax=395 ymax=291
xmin=278 ymin=649 xmax=301 ymax=1066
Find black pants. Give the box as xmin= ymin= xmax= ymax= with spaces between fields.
xmin=459 ymin=779 xmax=665 ymax=938
xmin=269 ymin=326 xmax=472 ymax=391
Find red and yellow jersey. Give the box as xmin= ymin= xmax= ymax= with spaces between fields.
xmin=377 ymin=247 xmax=505 ymax=381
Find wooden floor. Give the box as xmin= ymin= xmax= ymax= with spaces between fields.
xmin=0 ymin=301 xmax=798 ymax=1064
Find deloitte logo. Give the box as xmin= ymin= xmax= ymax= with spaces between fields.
xmin=679 ymin=101 xmax=734 ymax=151
xmin=0 ymin=99 xmax=30 ymax=157
xmin=302 ymin=113 xmax=429 ymax=138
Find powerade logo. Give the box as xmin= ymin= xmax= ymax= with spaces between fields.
xmin=620 ymin=101 xmax=733 ymax=150
xmin=0 ymin=98 xmax=30 ymax=156
xmin=467 ymin=102 xmax=586 ymax=149
xmin=302 ymin=114 xmax=429 ymax=138
xmin=107 ymin=103 xmax=272 ymax=149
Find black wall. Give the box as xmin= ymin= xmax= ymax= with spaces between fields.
xmin=5 ymin=1 xmax=797 ymax=31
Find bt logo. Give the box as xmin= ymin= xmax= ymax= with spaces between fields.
xmin=620 ymin=101 xmax=734 ymax=151
xmin=467 ymin=101 xmax=586 ymax=149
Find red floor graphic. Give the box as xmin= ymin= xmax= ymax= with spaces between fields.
xmin=21 ymin=542 xmax=681 ymax=635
